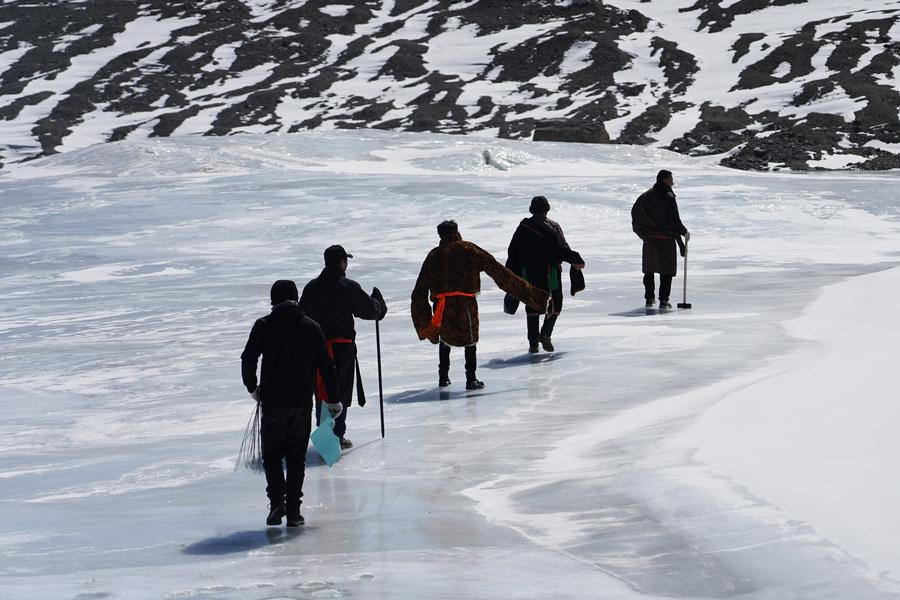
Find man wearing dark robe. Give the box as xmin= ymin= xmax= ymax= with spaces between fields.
xmin=631 ymin=170 xmax=690 ymax=309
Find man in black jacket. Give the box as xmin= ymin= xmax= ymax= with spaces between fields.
xmin=507 ymin=196 xmax=584 ymax=353
xmin=241 ymin=279 xmax=342 ymax=527
xmin=301 ymin=245 xmax=386 ymax=450
xmin=631 ymin=170 xmax=690 ymax=309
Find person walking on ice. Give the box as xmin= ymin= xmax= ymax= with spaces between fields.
xmin=506 ymin=195 xmax=585 ymax=353
xmin=411 ymin=220 xmax=550 ymax=390
xmin=241 ymin=280 xmax=343 ymax=527
xmin=301 ymin=245 xmax=387 ymax=450
xmin=631 ymin=170 xmax=690 ymax=309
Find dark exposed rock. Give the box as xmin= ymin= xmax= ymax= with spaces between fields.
xmin=565 ymin=93 xmax=618 ymax=125
xmin=669 ymin=103 xmax=753 ymax=155
xmin=722 ymin=117 xmax=847 ymax=171
xmin=682 ymin=0 xmax=808 ymax=34
xmin=532 ymin=119 xmax=611 ymax=144
xmin=470 ymin=96 xmax=495 ymax=120
xmin=0 ymin=0 xmax=898 ymax=171
xmin=857 ymin=151 xmax=900 ymax=170
xmin=618 ymin=101 xmax=690 ymax=145
xmin=731 ymin=33 xmax=765 ymax=64
xmin=650 ymin=37 xmax=698 ymax=95
xmin=391 ymin=0 xmax=432 ymax=17
xmin=0 ymin=91 xmax=53 ymax=121
xmin=153 ymin=106 xmax=203 ymax=137
xmin=406 ymin=72 xmax=468 ymax=133
xmin=378 ymin=41 xmax=428 ymax=80
xmin=734 ymin=23 xmax=819 ymax=90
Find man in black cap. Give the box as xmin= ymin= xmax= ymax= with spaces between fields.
xmin=506 ymin=196 xmax=585 ymax=353
xmin=631 ymin=170 xmax=690 ymax=308
xmin=301 ymin=245 xmax=387 ymax=450
xmin=241 ymin=279 xmax=343 ymax=527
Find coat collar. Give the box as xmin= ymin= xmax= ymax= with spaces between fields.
xmin=438 ymin=232 xmax=463 ymax=247
xmin=271 ymin=300 xmax=303 ymax=315
xmin=653 ymin=181 xmax=675 ymax=197
xmin=320 ymin=265 xmax=346 ymax=279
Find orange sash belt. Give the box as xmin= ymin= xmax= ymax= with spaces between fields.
xmin=316 ymin=337 xmax=354 ymax=403
xmin=431 ymin=292 xmax=477 ymax=328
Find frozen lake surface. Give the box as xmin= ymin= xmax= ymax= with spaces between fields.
xmin=1 ymin=130 xmax=898 ymax=599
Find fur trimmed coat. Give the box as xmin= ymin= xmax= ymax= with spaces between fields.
xmin=411 ymin=233 xmax=550 ymax=347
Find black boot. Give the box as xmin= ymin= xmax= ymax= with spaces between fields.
xmin=643 ymin=273 xmax=656 ymax=307
xmin=464 ymin=345 xmax=483 ymax=390
xmin=659 ymin=274 xmax=673 ymax=307
xmin=539 ymin=313 xmax=558 ymax=351
xmin=539 ymin=335 xmax=554 ymax=352
xmin=266 ymin=503 xmax=286 ymax=526
xmin=286 ymin=506 xmax=304 ymax=527
xmin=527 ymin=315 xmax=540 ymax=353
xmin=466 ymin=378 xmax=485 ymax=390
xmin=438 ymin=342 xmax=451 ymax=387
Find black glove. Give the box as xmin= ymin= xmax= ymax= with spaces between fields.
xmin=371 ymin=286 xmax=388 ymax=320
xmin=503 ymin=293 xmax=520 ymax=315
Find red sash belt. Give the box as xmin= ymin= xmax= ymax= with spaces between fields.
xmin=315 ymin=337 xmax=353 ymax=403
xmin=431 ymin=292 xmax=477 ymax=328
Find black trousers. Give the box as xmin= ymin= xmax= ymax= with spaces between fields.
xmin=331 ymin=343 xmax=355 ymax=439
xmin=439 ymin=342 xmax=477 ymax=380
xmin=261 ymin=405 xmax=312 ymax=510
xmin=643 ymin=273 xmax=673 ymax=302
xmin=314 ymin=343 xmax=356 ymax=439
xmin=527 ymin=313 xmax=559 ymax=344
xmin=526 ymin=284 xmax=562 ymax=344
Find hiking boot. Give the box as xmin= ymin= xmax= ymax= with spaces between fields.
xmin=266 ymin=504 xmax=286 ymax=526
xmin=286 ymin=508 xmax=305 ymax=528
xmin=340 ymin=437 xmax=353 ymax=450
xmin=539 ymin=334 xmax=554 ymax=352
xmin=528 ymin=343 xmax=539 ymax=354
xmin=465 ymin=378 xmax=485 ymax=390
xmin=659 ymin=300 xmax=672 ymax=309
xmin=645 ymin=299 xmax=655 ymax=308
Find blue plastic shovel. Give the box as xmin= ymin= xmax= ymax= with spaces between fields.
xmin=310 ymin=403 xmax=341 ymax=467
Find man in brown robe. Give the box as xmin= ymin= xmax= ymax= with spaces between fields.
xmin=411 ymin=220 xmax=550 ymax=389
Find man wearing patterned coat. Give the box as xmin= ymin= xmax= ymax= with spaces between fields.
xmin=411 ymin=220 xmax=550 ymax=390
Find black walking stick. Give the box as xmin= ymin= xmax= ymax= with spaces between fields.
xmin=677 ymin=240 xmax=692 ymax=309
xmin=376 ymin=319 xmax=385 ymax=438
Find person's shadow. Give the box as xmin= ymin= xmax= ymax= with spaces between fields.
xmin=482 ymin=352 xmax=568 ymax=368
xmin=610 ymin=307 xmax=667 ymax=317
xmin=305 ymin=438 xmax=381 ymax=467
xmin=386 ymin=387 xmax=521 ymax=404
xmin=182 ymin=526 xmax=304 ymax=556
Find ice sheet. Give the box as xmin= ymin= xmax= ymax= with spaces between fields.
xmin=1 ymin=130 xmax=899 ymax=598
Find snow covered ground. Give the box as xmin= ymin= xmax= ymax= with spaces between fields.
xmin=1 ymin=130 xmax=898 ymax=599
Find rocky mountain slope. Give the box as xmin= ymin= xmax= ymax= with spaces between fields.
xmin=1 ymin=0 xmax=899 ymax=170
